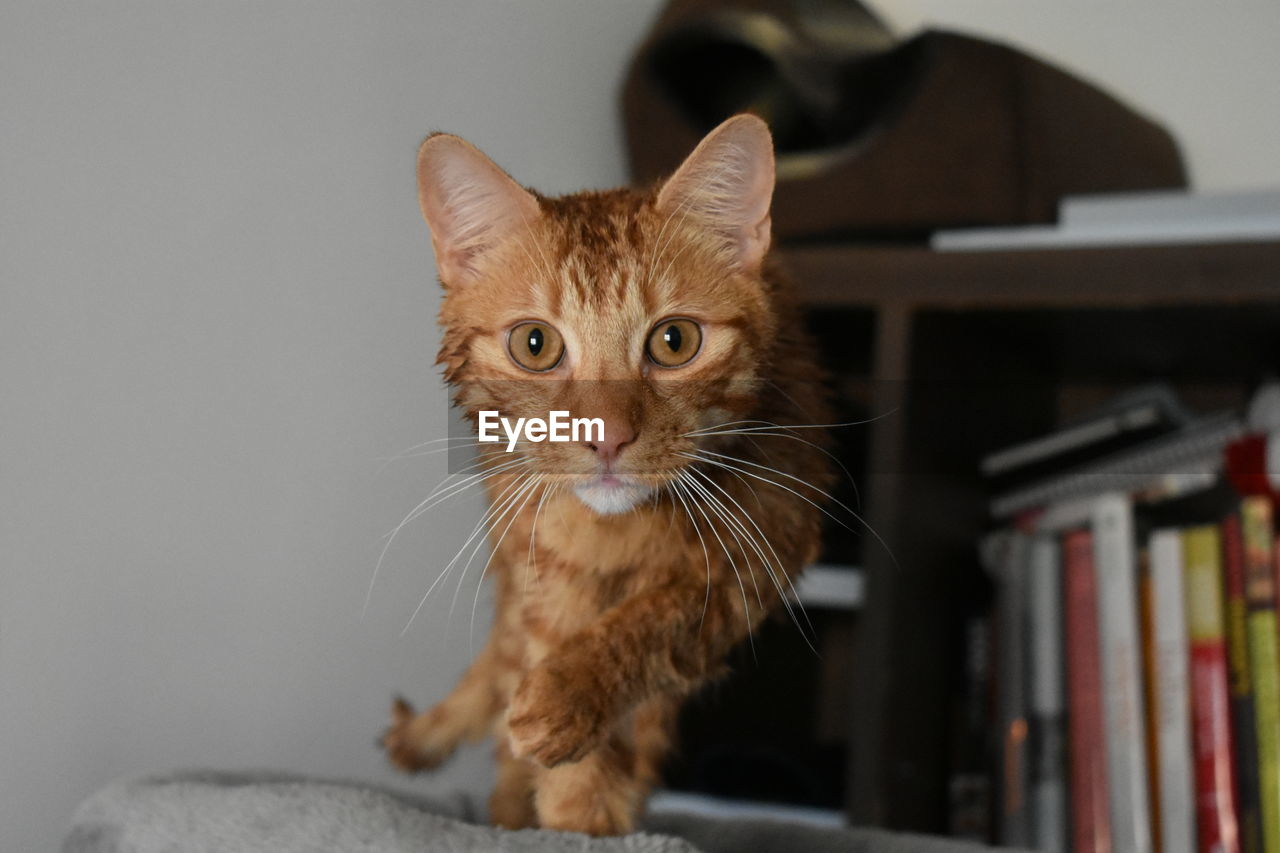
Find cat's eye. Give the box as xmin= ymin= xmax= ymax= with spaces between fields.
xmin=646 ymin=318 xmax=703 ymax=368
xmin=507 ymin=322 xmax=565 ymax=372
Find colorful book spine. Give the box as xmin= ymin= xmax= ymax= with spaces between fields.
xmin=1093 ymin=494 xmax=1154 ymax=853
xmin=1224 ymin=512 xmax=1263 ymax=853
xmin=1184 ymin=525 xmax=1241 ymax=853
xmin=1150 ymin=529 xmax=1196 ymax=853
xmin=1065 ymin=527 xmax=1114 ymax=853
xmin=1242 ymin=497 xmax=1280 ymax=853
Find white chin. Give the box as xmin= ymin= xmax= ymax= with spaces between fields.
xmin=573 ymin=481 xmax=651 ymax=515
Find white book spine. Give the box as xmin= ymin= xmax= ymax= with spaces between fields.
xmin=1150 ymin=529 xmax=1197 ymax=853
xmin=1091 ymin=493 xmax=1154 ymax=853
xmin=1029 ymin=535 xmax=1068 ymax=853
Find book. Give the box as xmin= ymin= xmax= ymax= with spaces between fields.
xmin=991 ymin=414 xmax=1244 ymax=521
xmin=1093 ymin=494 xmax=1154 ymax=853
xmin=1224 ymin=512 xmax=1263 ymax=853
xmin=991 ymin=529 xmax=1033 ymax=847
xmin=1241 ymin=498 xmax=1280 ymax=853
xmin=949 ymin=614 xmax=995 ymax=841
xmin=1060 ymin=189 xmax=1280 ymax=230
xmin=933 ymin=189 xmax=1280 ymax=251
xmin=1149 ymin=529 xmax=1197 ymax=853
xmin=1030 ymin=535 xmax=1068 ymax=853
xmin=1065 ymin=527 xmax=1114 ymax=853
xmin=1140 ymin=552 xmax=1163 ymax=853
xmin=980 ymin=385 xmax=1188 ymax=485
xmin=1184 ymin=525 xmax=1242 ymax=853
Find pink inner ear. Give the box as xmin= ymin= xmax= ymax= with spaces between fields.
xmin=655 ymin=115 xmax=776 ymax=271
xmin=417 ymin=135 xmax=540 ymax=283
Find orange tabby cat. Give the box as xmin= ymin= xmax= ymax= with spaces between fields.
xmin=382 ymin=114 xmax=834 ymax=835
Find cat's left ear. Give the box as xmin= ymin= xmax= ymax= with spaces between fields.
xmin=416 ymin=133 xmax=541 ymax=286
xmin=655 ymin=114 xmax=776 ymax=272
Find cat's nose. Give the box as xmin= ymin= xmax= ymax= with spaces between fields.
xmin=585 ymin=420 xmax=637 ymax=466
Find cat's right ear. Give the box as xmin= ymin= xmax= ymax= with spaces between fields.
xmin=416 ymin=134 xmax=541 ymax=286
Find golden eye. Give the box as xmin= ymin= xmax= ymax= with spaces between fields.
xmin=646 ymin=318 xmax=703 ymax=368
xmin=507 ymin=322 xmax=565 ymax=372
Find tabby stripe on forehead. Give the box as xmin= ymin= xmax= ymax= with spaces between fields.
xmin=613 ymin=265 xmax=630 ymax=303
xmin=547 ymin=255 xmax=564 ymax=317
xmin=639 ymin=261 xmax=659 ymax=316
xmin=713 ymin=315 xmax=755 ymax=331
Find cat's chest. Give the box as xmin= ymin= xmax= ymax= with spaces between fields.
xmin=531 ymin=493 xmax=678 ymax=574
xmin=509 ymin=493 xmax=670 ymax=653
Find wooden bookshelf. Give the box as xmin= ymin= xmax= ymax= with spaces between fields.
xmin=788 ymin=242 xmax=1280 ymax=308
xmin=782 ymin=239 xmax=1280 ymax=832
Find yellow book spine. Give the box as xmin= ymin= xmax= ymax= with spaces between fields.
xmin=1243 ymin=497 xmax=1280 ymax=853
xmin=1250 ymin=609 xmax=1280 ymax=853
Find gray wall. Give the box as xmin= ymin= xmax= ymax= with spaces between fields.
xmin=2 ymin=2 xmax=1278 ymax=850
xmin=0 ymin=3 xmax=664 ymax=850
xmin=880 ymin=0 xmax=1280 ymax=190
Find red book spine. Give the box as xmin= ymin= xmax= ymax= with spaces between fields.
xmin=1190 ymin=642 xmax=1239 ymax=853
xmin=1065 ymin=528 xmax=1113 ymax=853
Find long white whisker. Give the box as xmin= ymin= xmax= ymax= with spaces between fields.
xmin=683 ymin=474 xmax=764 ymax=607
xmin=684 ymin=472 xmax=786 ymax=598
xmin=363 ymin=454 xmax=528 ymax=620
xmin=377 ymin=434 xmax=484 ymax=457
xmin=524 ymin=481 xmax=556 ymax=593
xmin=695 ymin=448 xmax=860 ymax=519
xmin=399 ymin=470 xmax=535 ymax=636
xmin=376 ymin=457 xmax=529 ymax=556
xmin=684 ymin=410 xmax=897 ymax=437
xmin=470 ymin=474 xmax=544 ymax=651
xmin=674 ymin=475 xmax=755 ymax=660
xmin=377 ymin=441 xmax=483 ymax=463
xmin=687 ymin=419 xmax=784 ymax=434
xmin=447 ymin=472 xmax=544 ymax=634
xmin=667 ymin=475 xmax=713 ymax=631
xmin=685 ymin=466 xmax=818 ymax=649
xmin=395 ymin=454 xmax=530 ymax=526
xmin=683 ymin=451 xmax=899 ymax=569
xmin=689 ymin=428 xmax=861 ymax=507
xmin=373 ymin=435 xmax=488 ymax=475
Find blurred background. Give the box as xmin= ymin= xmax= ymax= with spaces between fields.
xmin=3 ymin=2 xmax=1279 ymax=851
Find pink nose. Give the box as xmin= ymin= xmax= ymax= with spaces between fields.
xmin=585 ymin=420 xmax=636 ymax=465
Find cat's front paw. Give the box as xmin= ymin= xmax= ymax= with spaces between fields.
xmin=506 ymin=663 xmax=608 ymax=767
xmin=381 ymin=696 xmax=457 ymax=772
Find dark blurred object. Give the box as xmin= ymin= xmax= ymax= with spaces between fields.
xmin=623 ymin=0 xmax=1188 ymax=241
xmin=980 ymin=383 xmax=1194 ymax=495
xmin=663 ymin=611 xmax=850 ymax=809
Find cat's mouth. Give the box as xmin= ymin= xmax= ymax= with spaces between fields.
xmin=572 ymin=473 xmax=653 ymax=516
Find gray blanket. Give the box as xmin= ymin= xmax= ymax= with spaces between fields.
xmin=64 ymin=771 xmax=1012 ymax=853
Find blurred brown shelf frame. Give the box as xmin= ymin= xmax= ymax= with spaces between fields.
xmin=787 ymin=241 xmax=1280 ymax=308
xmin=782 ymin=239 xmax=1280 ymax=832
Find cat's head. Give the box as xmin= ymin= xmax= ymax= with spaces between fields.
xmin=417 ymin=115 xmax=778 ymax=515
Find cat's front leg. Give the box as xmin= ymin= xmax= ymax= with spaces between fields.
xmin=507 ymin=580 xmax=727 ymax=767
xmin=505 ymin=650 xmax=611 ymax=767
